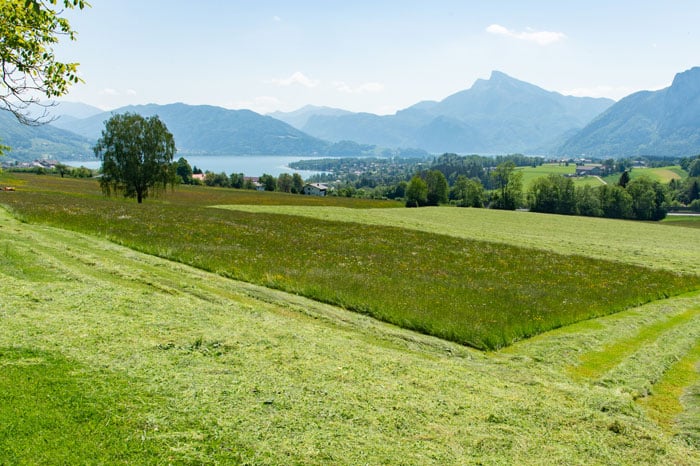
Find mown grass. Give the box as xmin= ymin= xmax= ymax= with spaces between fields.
xmin=1 ymin=207 xmax=699 ymax=464
xmin=2 ymin=173 xmax=699 ymax=350
xmin=662 ymin=215 xmax=700 ymax=229
xmin=0 ymin=348 xmax=169 ymax=464
xmin=567 ymin=307 xmax=700 ymax=382
xmin=637 ymin=341 xmax=700 ymax=446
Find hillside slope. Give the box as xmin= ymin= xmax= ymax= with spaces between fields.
xmin=0 ymin=111 xmax=92 ymax=162
xmin=560 ymin=66 xmax=700 ymax=157
xmin=0 ymin=205 xmax=699 ymax=463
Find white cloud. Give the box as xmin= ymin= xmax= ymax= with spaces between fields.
xmin=126 ymin=89 xmax=137 ymax=96
xmin=486 ymin=24 xmax=566 ymax=46
xmin=333 ymin=81 xmax=385 ymax=94
xmin=268 ymin=71 xmax=319 ymax=88
xmin=100 ymin=88 xmax=119 ymax=96
xmin=272 ymin=15 xmax=282 ymax=22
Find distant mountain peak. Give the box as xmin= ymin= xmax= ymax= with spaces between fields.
xmin=669 ymin=66 xmax=700 ymax=95
xmin=560 ymin=65 xmax=700 ymax=157
xmin=489 ymin=70 xmax=512 ymax=81
xmin=470 ymin=70 xmax=533 ymax=93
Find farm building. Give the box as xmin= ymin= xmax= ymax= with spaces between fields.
xmin=302 ymin=183 xmax=328 ymax=196
xmin=575 ymin=165 xmax=603 ymax=177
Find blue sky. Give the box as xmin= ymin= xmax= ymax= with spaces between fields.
xmin=54 ymin=1 xmax=700 ymax=114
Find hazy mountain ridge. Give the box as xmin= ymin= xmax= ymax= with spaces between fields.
xmin=293 ymin=71 xmax=614 ymax=154
xmin=51 ymin=103 xmax=329 ymax=156
xmin=4 ymin=68 xmax=700 ymax=162
xmin=0 ymin=111 xmax=92 ymax=161
xmin=269 ymin=105 xmax=353 ymax=129
xmin=559 ymin=67 xmax=700 ymax=157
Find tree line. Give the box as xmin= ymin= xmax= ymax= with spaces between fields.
xmin=401 ymin=154 xmax=700 ymax=221
xmin=174 ymin=157 xmax=307 ymax=194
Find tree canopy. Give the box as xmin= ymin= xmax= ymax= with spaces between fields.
xmin=0 ymin=0 xmax=87 ymax=126
xmin=94 ymin=113 xmax=177 ymax=203
xmin=490 ymin=161 xmax=523 ymax=210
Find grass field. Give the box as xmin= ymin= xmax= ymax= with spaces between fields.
xmin=662 ymin=214 xmax=700 ymax=229
xmin=1 ymin=201 xmax=699 ymax=464
xmin=516 ymin=163 xmax=574 ymax=188
xmin=222 ymin=204 xmax=700 ymax=275
xmin=603 ymin=166 xmax=685 ymax=185
xmin=517 ymin=163 xmax=605 ymax=190
xmin=519 ymin=164 xmax=686 ymax=191
xmin=3 ymin=174 xmax=698 ymax=350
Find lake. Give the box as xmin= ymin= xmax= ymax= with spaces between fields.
xmin=64 ymin=155 xmax=327 ymax=178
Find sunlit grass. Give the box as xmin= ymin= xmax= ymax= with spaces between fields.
xmin=0 ymin=347 xmax=168 ymax=463
xmin=223 ymin=204 xmax=700 ymax=275
xmin=3 ymin=173 xmax=699 ymax=350
xmin=637 ymin=340 xmax=700 ymax=445
xmin=1 ymin=206 xmax=699 ymax=464
xmin=567 ymin=307 xmax=700 ymax=382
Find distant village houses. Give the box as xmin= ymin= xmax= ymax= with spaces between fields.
xmin=1 ymin=159 xmax=60 ymax=170
xmin=302 ymin=183 xmax=328 ymax=196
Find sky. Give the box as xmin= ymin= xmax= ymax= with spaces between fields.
xmin=53 ymin=0 xmax=700 ymax=115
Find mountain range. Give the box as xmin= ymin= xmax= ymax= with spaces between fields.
xmin=277 ymin=71 xmax=614 ymax=154
xmin=50 ymin=103 xmax=329 ymax=156
xmin=3 ymin=68 xmax=700 ymax=163
xmin=0 ymin=110 xmax=92 ymax=161
xmin=560 ymin=66 xmax=700 ymax=158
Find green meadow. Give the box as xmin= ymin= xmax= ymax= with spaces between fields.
xmin=603 ymin=165 xmax=685 ymax=185
xmin=3 ymin=174 xmax=698 ymax=349
xmin=1 ymin=173 xmax=700 ymax=464
xmin=518 ymin=164 xmax=685 ymax=191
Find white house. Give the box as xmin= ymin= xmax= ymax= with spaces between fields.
xmin=302 ymin=183 xmax=328 ymax=196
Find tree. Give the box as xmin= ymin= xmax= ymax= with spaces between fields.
xmin=599 ymin=184 xmax=633 ymax=219
xmin=94 ymin=113 xmax=177 ymax=203
xmin=689 ymin=179 xmax=700 ymax=203
xmin=451 ymin=175 xmax=484 ymax=207
xmin=574 ymin=185 xmax=602 ymax=217
xmin=230 ymin=172 xmax=244 ymax=189
xmin=175 ymin=157 xmax=192 ymax=184
xmin=424 ymin=169 xmax=449 ymax=206
xmin=277 ymin=173 xmax=293 ymax=193
xmin=205 ymin=171 xmax=229 ymax=188
xmin=626 ymin=176 xmax=668 ymax=221
xmin=259 ymin=173 xmax=276 ymax=191
xmin=292 ymin=173 xmax=304 ymax=194
xmin=405 ymin=175 xmax=428 ymax=207
xmin=54 ymin=162 xmax=70 ymax=178
xmin=689 ymin=158 xmax=700 ymax=177
xmin=490 ymin=162 xmax=523 ymax=210
xmin=529 ymin=174 xmax=576 ymax=215
xmin=618 ymin=170 xmax=630 ymax=188
xmin=0 ymin=0 xmax=87 ymax=126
